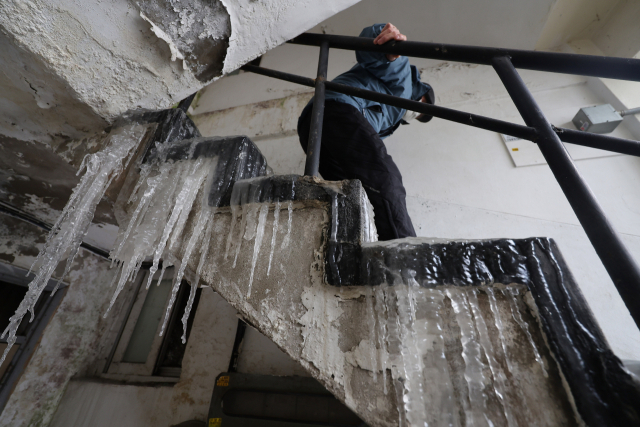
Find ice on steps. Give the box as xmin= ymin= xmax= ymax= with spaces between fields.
xmin=363 ymin=278 xmax=553 ymax=427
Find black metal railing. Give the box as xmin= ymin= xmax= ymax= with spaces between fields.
xmin=240 ymin=33 xmax=640 ymax=330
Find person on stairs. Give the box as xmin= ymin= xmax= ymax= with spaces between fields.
xmin=298 ymin=23 xmax=435 ymax=241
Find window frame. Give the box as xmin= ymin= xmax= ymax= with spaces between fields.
xmin=104 ymin=269 xmax=173 ymax=378
xmin=102 ymin=267 xmax=201 ymax=381
xmin=0 ymin=262 xmax=67 ymax=413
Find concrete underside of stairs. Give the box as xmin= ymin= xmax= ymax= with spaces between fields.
xmin=167 ymin=177 xmax=578 ymax=427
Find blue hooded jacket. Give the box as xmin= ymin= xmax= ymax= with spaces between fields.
xmin=312 ymin=23 xmax=434 ymax=139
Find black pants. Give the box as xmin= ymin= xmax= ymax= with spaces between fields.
xmin=298 ymin=100 xmax=416 ymax=241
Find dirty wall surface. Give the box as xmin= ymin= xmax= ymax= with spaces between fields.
xmin=0 ymin=217 xmax=125 ymax=427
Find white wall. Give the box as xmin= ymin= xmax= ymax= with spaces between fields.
xmin=191 ymin=37 xmax=640 ymax=360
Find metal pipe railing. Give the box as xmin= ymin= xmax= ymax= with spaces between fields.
xmin=241 ymin=64 xmax=640 ymax=157
xmin=304 ymin=41 xmax=330 ymax=177
xmin=290 ymin=33 xmax=640 ymax=82
xmin=620 ymin=106 xmax=640 ymax=117
xmin=242 ymin=32 xmax=640 ymax=330
xmin=552 ymin=127 xmax=640 ymax=157
xmin=492 ymin=56 xmax=640 ymax=330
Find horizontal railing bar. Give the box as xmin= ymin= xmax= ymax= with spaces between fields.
xmin=554 ymin=127 xmax=640 ymax=157
xmin=242 ymin=64 xmax=640 ymax=157
xmin=242 ymin=64 xmax=537 ymax=140
xmin=289 ymin=33 xmax=640 ymax=82
xmin=241 ymin=64 xmax=317 ymax=87
xmin=324 ymin=80 xmax=537 ymax=139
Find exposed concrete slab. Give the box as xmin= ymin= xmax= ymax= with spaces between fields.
xmin=236 ymin=325 xmax=311 ymax=377
xmin=0 ymin=135 xmax=118 ymax=226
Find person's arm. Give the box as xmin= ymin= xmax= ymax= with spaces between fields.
xmin=356 ymin=23 xmax=411 ymax=96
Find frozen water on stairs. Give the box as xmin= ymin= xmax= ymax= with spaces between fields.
xmin=361 ymin=280 xmax=550 ymax=427
xmin=225 ymin=176 xmax=297 ymax=294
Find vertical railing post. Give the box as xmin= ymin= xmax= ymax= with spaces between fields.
xmin=304 ymin=40 xmax=330 ymax=177
xmin=491 ymin=55 xmax=640 ymax=329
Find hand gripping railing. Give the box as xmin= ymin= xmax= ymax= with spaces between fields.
xmin=240 ymin=32 xmax=640 ymax=331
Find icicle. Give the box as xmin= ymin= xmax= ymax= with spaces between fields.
xmin=418 ymin=288 xmax=458 ymax=427
xmin=151 ymin=259 xmax=171 ymax=290
xmin=127 ymin=164 xmax=152 ymax=205
xmin=447 ymin=288 xmax=492 ymax=427
xmin=247 ymin=204 xmax=268 ymax=298
xmin=374 ymin=286 xmax=390 ymax=395
xmin=232 ymin=205 xmax=248 ymax=268
xmin=147 ymin=159 xmax=208 ymax=285
xmin=112 ymin=160 xmax=198 ymax=309
xmin=167 ymin=159 xmax=209 ymax=252
xmin=486 ymin=287 xmax=514 ymax=373
xmin=505 ymin=287 xmax=547 ymax=377
xmin=105 ymin=252 xmax=145 ymax=316
xmin=224 ymin=205 xmax=238 ymax=260
xmin=395 ymin=278 xmax=428 ymax=427
xmin=382 ymin=288 xmax=407 ymax=427
xmin=365 ymin=286 xmax=378 ymax=383
xmin=280 ymin=201 xmax=293 ymax=250
xmin=1 ymin=126 xmax=144 ymax=367
xmin=467 ymin=289 xmax=517 ymax=427
xmin=142 ymin=161 xmax=187 ymax=289
xmin=267 ymin=200 xmax=280 ymax=276
xmin=52 ymin=165 xmax=125 ymax=295
xmin=226 ymin=172 xmax=251 ymax=261
xmin=243 ymin=204 xmax=260 ymax=241
xmin=160 ymin=207 xmax=210 ymax=337
xmin=330 ymin=195 xmax=338 ymax=242
xmin=168 ymin=163 xmax=210 ymax=251
xmin=107 ymin=268 xmax=120 ymax=289
xmin=361 ymin=190 xmax=378 ymax=243
xmin=180 ymin=208 xmax=216 ymax=343
xmin=112 ymin=172 xmax=163 ymax=262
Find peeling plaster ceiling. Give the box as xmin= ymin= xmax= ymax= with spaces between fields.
xmin=0 ymin=0 xmax=359 ymax=251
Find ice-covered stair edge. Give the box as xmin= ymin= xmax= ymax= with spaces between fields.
xmin=109 ymin=135 xmax=270 ymax=343
xmin=0 ymin=125 xmax=265 ymax=368
xmin=359 ymin=237 xmax=640 ymax=426
xmin=0 ymin=108 xmax=201 ymax=369
xmin=164 ymin=174 xmax=595 ymax=427
xmin=167 ymin=174 xmax=403 ymax=426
